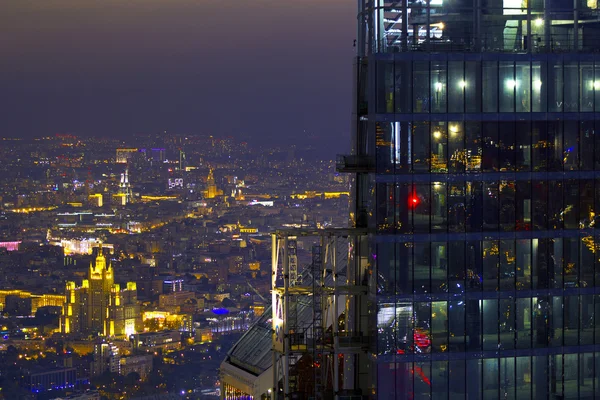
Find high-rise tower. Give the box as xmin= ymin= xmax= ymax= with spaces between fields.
xmin=345 ymin=1 xmax=600 ymax=398
xmin=61 ymin=246 xmax=141 ymax=337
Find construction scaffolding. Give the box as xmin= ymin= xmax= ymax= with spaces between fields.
xmin=271 ymin=228 xmax=370 ymax=400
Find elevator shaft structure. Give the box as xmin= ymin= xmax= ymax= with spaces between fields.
xmin=271 ymin=228 xmax=370 ymax=400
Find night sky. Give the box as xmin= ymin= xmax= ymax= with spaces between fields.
xmin=0 ymin=0 xmax=355 ymax=149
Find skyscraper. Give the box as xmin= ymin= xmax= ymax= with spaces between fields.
xmin=61 ymin=246 xmax=141 ymax=337
xmin=351 ymin=0 xmax=600 ymax=398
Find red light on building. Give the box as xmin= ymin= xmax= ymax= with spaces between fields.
xmin=408 ymin=193 xmax=420 ymax=208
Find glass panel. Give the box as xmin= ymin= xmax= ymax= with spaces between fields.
xmin=431 ymin=241 xmax=447 ymax=293
xmin=448 ymin=61 xmax=464 ymax=113
xmin=532 ymin=180 xmax=548 ymax=231
xmin=563 ymin=354 xmax=578 ymax=398
xmin=550 ymin=238 xmax=563 ymax=289
xmin=531 ymin=61 xmax=546 ymax=112
xmin=532 ymin=356 xmax=548 ymax=399
xmin=516 ymin=298 xmax=532 ymax=349
xmin=516 ymin=61 xmax=531 ymax=112
xmin=466 ymin=240 xmax=483 ymax=291
xmin=465 ymin=121 xmax=482 ymax=171
xmin=413 ymin=183 xmax=430 ymax=233
xmin=466 ymin=359 xmax=482 ymax=400
xmin=483 ymin=182 xmax=499 ymax=231
xmin=549 ymin=355 xmax=563 ymax=398
xmin=482 ymin=122 xmax=499 ymax=172
xmin=482 ymin=61 xmax=498 ymax=112
xmin=448 ymin=241 xmax=465 ymax=292
xmin=564 ymin=295 xmax=579 ymax=346
xmin=580 ymin=61 xmax=594 ymax=112
xmin=549 ymin=295 xmax=563 ymax=347
xmin=498 ymin=121 xmax=516 ymax=171
xmin=483 ymin=240 xmax=499 ymax=291
xmin=499 ymin=298 xmax=515 ymax=350
xmin=515 ymin=357 xmax=531 ymax=400
xmin=395 ymin=60 xmax=412 ymax=113
xmin=412 ymin=122 xmax=430 ymax=172
xmin=465 ymin=61 xmax=481 ymax=113
xmin=376 ymin=61 xmax=394 ymax=113
xmin=448 ymin=360 xmax=465 ymax=400
xmin=431 ymin=361 xmax=448 ymax=399
xmin=431 ymin=122 xmax=447 ymax=172
xmin=580 ymin=295 xmax=594 ymax=346
xmin=563 ymin=237 xmax=579 ymax=289
xmin=563 ymin=121 xmax=579 ymax=171
xmin=548 ymin=60 xmax=563 ymax=112
xmin=499 ymin=182 xmax=515 ymax=232
xmin=415 ymin=303 xmax=432 ymax=354
xmin=532 ymin=296 xmax=549 ymax=348
xmin=500 ymin=357 xmax=516 ymax=400
xmin=466 ymin=181 xmax=483 ymax=233
xmin=414 ymin=242 xmax=431 ymax=294
xmin=516 ymin=121 xmax=531 ymax=171
xmin=499 ymin=61 xmax=516 ymax=112
xmin=516 ymin=239 xmax=532 ymax=290
xmin=516 ymin=180 xmax=532 ymax=232
xmin=564 ymin=61 xmax=579 ymax=111
xmin=580 ymin=120 xmax=595 ymax=170
xmin=431 ymin=61 xmax=447 ymax=113
xmin=431 ymin=301 xmax=448 ymax=353
xmin=547 ymin=181 xmax=563 ymax=231
xmin=499 ymin=240 xmax=515 ymax=290
xmin=448 ymin=122 xmax=465 ymax=173
xmin=414 ymin=361 xmax=431 ymax=398
xmin=413 ymin=61 xmax=429 ymax=113
xmin=394 ymin=363 xmax=414 ymax=398
xmin=448 ymin=183 xmax=465 ymax=233
xmin=482 ymin=358 xmax=499 ymax=400
xmin=580 ymin=353 xmax=594 ymax=399
xmin=448 ymin=300 xmax=465 ymax=352
xmin=482 ymin=299 xmax=499 ymax=351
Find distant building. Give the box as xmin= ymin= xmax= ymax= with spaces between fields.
xmin=119 ymin=354 xmax=153 ymax=380
xmin=115 ymin=148 xmax=137 ymax=164
xmin=22 ymin=366 xmax=77 ymax=393
xmin=203 ymin=169 xmax=223 ymax=199
xmin=131 ymin=330 xmax=181 ymax=352
xmin=61 ymin=246 xmax=141 ymax=336
xmin=91 ymin=341 xmax=120 ymax=376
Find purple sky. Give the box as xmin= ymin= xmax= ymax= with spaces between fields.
xmin=0 ymin=0 xmax=355 ymax=149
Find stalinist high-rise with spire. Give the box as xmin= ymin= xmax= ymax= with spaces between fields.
xmin=61 ymin=245 xmax=141 ymax=337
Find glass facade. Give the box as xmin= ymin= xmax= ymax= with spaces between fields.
xmin=353 ymin=1 xmax=600 ymax=399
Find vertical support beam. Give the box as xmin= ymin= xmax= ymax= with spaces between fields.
xmin=271 ymin=233 xmax=278 ymax=399
xmin=526 ymin=0 xmax=532 ymax=52
xmin=282 ymin=236 xmax=290 ymax=399
xmin=474 ymin=0 xmax=481 ymax=51
xmin=401 ymin=0 xmax=408 ymax=51
xmin=332 ymin=235 xmax=339 ymax=400
xmin=426 ymin=1 xmax=431 ymax=50
xmin=272 ymin=352 xmax=278 ymax=400
xmin=573 ymin=0 xmax=579 ymax=51
xmin=544 ymin=0 xmax=550 ymax=50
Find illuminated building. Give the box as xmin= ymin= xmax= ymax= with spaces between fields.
xmin=0 ymin=290 xmax=65 ymax=315
xmin=92 ymin=342 xmax=120 ymax=376
xmin=118 ymin=168 xmax=132 ymax=204
xmin=203 ymin=168 xmax=223 ymax=199
xmin=61 ymin=246 xmax=141 ymax=336
xmin=0 ymin=241 xmax=21 ymax=251
xmin=115 ymin=148 xmax=137 ymax=164
xmin=131 ymin=330 xmax=181 ymax=352
xmin=334 ymin=1 xmax=600 ymax=398
xmin=88 ymin=193 xmax=103 ymax=207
